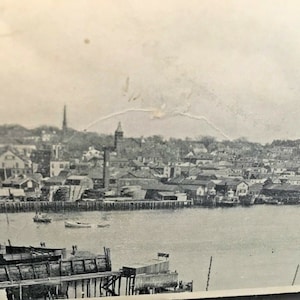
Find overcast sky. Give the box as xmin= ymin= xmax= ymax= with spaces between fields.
xmin=1 ymin=0 xmax=300 ymax=143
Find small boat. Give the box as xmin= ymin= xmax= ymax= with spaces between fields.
xmin=97 ymin=223 xmax=110 ymax=228
xmin=65 ymin=221 xmax=92 ymax=228
xmin=33 ymin=213 xmax=52 ymax=223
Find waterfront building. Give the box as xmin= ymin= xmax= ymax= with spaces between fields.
xmin=0 ymin=148 xmax=33 ymax=180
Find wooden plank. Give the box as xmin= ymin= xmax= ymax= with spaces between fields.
xmin=31 ymin=264 xmax=37 ymax=279
xmin=94 ymin=258 xmax=99 ymax=272
xmin=82 ymin=259 xmax=86 ymax=272
xmin=4 ymin=266 xmax=11 ymax=282
xmin=70 ymin=260 xmax=74 ymax=275
xmin=17 ymin=266 xmax=23 ymax=281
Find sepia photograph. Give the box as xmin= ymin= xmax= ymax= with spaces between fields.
xmin=1 ymin=0 xmax=300 ymax=299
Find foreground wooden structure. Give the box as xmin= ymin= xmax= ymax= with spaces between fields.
xmin=94 ymin=285 xmax=300 ymax=300
xmin=0 ymin=247 xmax=190 ymax=299
xmin=0 ymin=246 xmax=122 ymax=299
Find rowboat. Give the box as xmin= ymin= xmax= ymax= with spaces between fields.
xmin=64 ymin=221 xmax=92 ymax=228
xmin=33 ymin=213 xmax=52 ymax=223
xmin=97 ymin=223 xmax=110 ymax=228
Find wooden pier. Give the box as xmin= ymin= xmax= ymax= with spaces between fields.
xmin=95 ymin=285 xmax=300 ymax=300
xmin=0 ymin=246 xmax=122 ymax=299
xmin=0 ymin=199 xmax=193 ymax=213
xmin=121 ymin=254 xmax=190 ymax=296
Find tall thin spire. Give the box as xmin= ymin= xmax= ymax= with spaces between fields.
xmin=62 ymin=105 xmax=67 ymax=134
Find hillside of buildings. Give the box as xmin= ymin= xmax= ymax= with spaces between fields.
xmin=1 ymin=122 xmax=300 ymax=206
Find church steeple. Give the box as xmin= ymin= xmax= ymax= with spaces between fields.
xmin=115 ymin=122 xmax=123 ymax=133
xmin=62 ymin=105 xmax=67 ymax=136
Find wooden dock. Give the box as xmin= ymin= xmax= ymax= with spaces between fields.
xmin=93 ymin=285 xmax=300 ymax=300
xmin=0 ymin=246 xmax=122 ymax=299
xmin=0 ymin=199 xmax=193 ymax=213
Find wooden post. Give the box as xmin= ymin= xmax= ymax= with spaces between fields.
xmin=19 ymin=284 xmax=22 ymax=300
xmin=70 ymin=260 xmax=74 ymax=275
xmin=94 ymin=258 xmax=98 ymax=272
xmin=89 ymin=278 xmax=92 ymax=297
xmin=81 ymin=280 xmax=84 ymax=298
xmin=112 ymin=275 xmax=116 ymax=294
xmin=87 ymin=279 xmax=90 ymax=297
xmin=292 ymin=264 xmax=300 ymax=285
xmin=125 ymin=277 xmax=128 ymax=295
xmin=206 ymin=256 xmax=213 ymax=291
xmin=118 ymin=276 xmax=121 ymax=296
xmin=128 ymin=276 xmax=131 ymax=295
xmin=32 ymin=264 xmax=37 ymax=279
xmin=82 ymin=259 xmax=86 ymax=272
xmin=99 ymin=277 xmax=102 ymax=296
xmin=131 ymin=275 xmax=135 ymax=295
xmin=74 ymin=280 xmax=77 ymax=298
xmin=94 ymin=278 xmax=97 ymax=297
xmin=59 ymin=260 xmax=62 ymax=276
xmin=46 ymin=262 xmax=50 ymax=277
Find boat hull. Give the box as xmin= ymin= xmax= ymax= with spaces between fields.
xmin=65 ymin=221 xmax=92 ymax=228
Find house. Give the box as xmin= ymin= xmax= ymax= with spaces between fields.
xmin=50 ymin=160 xmax=70 ymax=177
xmin=215 ymin=179 xmax=249 ymax=197
xmin=82 ymin=146 xmax=103 ymax=162
xmin=143 ymin=183 xmax=183 ymax=199
xmin=0 ymin=188 xmax=25 ymax=201
xmin=2 ymin=174 xmax=39 ymax=192
xmin=30 ymin=148 xmax=52 ymax=177
xmin=65 ymin=175 xmax=94 ymax=189
xmin=180 ymin=179 xmax=216 ymax=199
xmin=118 ymin=170 xmax=159 ymax=190
xmin=279 ymin=175 xmax=300 ymax=185
xmin=0 ymin=149 xmax=33 ymax=180
xmin=261 ymin=184 xmax=300 ymax=202
xmin=0 ymin=144 xmax=37 ymax=158
xmin=183 ymin=152 xmax=213 ymax=165
xmin=1 ymin=174 xmax=40 ymax=200
xmin=248 ymin=183 xmax=263 ymax=197
xmin=129 ymin=160 xmax=147 ymax=171
xmin=49 ymin=175 xmax=94 ymax=202
xmin=163 ymin=165 xmax=181 ymax=178
xmin=154 ymin=192 xmax=187 ymax=201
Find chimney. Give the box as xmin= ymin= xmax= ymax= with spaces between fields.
xmin=103 ymin=148 xmax=110 ymax=189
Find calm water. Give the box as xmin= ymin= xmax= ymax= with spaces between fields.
xmin=1 ymin=206 xmax=300 ymax=292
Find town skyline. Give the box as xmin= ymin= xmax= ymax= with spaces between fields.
xmin=2 ymin=1 xmax=300 ymax=144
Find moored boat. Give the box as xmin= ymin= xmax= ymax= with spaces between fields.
xmin=97 ymin=222 xmax=110 ymax=228
xmin=33 ymin=213 xmax=52 ymax=223
xmin=64 ymin=221 xmax=92 ymax=228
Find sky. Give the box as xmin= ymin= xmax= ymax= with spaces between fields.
xmin=1 ymin=0 xmax=300 ymax=143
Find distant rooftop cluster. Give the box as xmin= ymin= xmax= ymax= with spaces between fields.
xmin=0 ymin=106 xmax=299 ymax=205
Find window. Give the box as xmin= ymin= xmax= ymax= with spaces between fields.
xmin=60 ymin=164 xmax=64 ymax=168
xmin=16 ymin=162 xmax=19 ymax=168
xmin=5 ymin=155 xmax=14 ymax=160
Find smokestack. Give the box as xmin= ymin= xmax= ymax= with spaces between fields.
xmin=103 ymin=148 xmax=110 ymax=189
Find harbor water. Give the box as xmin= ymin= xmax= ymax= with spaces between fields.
xmin=1 ymin=205 xmax=300 ymax=292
